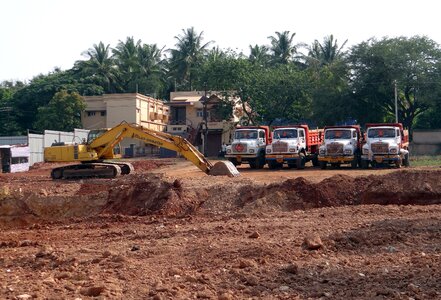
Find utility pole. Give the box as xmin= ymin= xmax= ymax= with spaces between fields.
xmin=394 ymin=80 xmax=398 ymax=123
xmin=203 ymin=83 xmax=208 ymax=156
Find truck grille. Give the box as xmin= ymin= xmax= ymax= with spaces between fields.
xmin=371 ymin=142 xmax=389 ymax=154
xmin=232 ymin=143 xmax=247 ymax=153
xmin=272 ymin=141 xmax=288 ymax=153
xmin=326 ymin=143 xmax=343 ymax=155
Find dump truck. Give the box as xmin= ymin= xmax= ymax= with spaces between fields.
xmin=361 ymin=123 xmax=410 ymax=168
xmin=318 ymin=125 xmax=362 ymax=169
xmin=265 ymin=125 xmax=323 ymax=169
xmin=225 ymin=126 xmax=271 ymax=169
xmin=44 ymin=121 xmax=240 ymax=179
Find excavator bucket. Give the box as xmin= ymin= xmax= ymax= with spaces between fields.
xmin=209 ymin=161 xmax=240 ymax=177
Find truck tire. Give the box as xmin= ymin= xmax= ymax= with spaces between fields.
xmin=268 ymin=160 xmax=279 ymax=169
xmin=403 ymin=153 xmax=410 ymax=167
xmin=249 ymin=158 xmax=258 ymax=169
xmin=297 ymin=153 xmax=305 ymax=169
xmin=350 ymin=159 xmax=358 ymax=169
xmin=312 ymin=155 xmax=319 ymax=167
xmin=319 ymin=161 xmax=327 ymax=170
xmin=361 ymin=160 xmax=369 ymax=169
xmin=229 ymin=158 xmax=240 ymax=167
xmin=257 ymin=152 xmax=266 ymax=169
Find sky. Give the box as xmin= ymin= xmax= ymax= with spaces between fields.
xmin=1 ymin=0 xmax=439 ymax=82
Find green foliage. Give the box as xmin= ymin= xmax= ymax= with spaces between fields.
xmin=168 ymin=27 xmax=212 ymax=90
xmin=33 ymin=90 xmax=86 ymax=132
xmin=349 ymin=36 xmax=441 ymax=130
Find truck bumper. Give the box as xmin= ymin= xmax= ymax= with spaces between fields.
xmin=225 ymin=154 xmax=258 ymax=163
xmin=361 ymin=154 xmax=401 ymax=163
xmin=266 ymin=153 xmax=299 ymax=163
xmin=318 ymin=155 xmax=355 ymax=164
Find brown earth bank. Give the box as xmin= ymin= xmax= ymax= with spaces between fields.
xmin=0 ymin=159 xmax=441 ymax=299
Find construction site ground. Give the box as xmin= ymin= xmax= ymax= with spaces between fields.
xmin=1 ymin=158 xmax=441 ymax=299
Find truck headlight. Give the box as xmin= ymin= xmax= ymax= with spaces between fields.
xmin=344 ymin=149 xmax=353 ymax=155
xmin=266 ymin=149 xmax=271 ymax=154
xmin=389 ymin=148 xmax=398 ymax=154
xmin=319 ymin=149 xmax=325 ymax=155
xmin=362 ymin=148 xmax=368 ymax=155
xmin=289 ymin=148 xmax=296 ymax=152
xmin=226 ymin=149 xmax=231 ymax=154
xmin=249 ymin=149 xmax=255 ymax=154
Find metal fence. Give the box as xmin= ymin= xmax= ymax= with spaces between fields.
xmin=0 ymin=129 xmax=89 ymax=166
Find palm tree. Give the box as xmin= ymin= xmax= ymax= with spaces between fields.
xmin=307 ymin=35 xmax=348 ymax=66
xmin=112 ymin=37 xmax=142 ymax=92
xmin=136 ymin=44 xmax=166 ymax=96
xmin=268 ymin=31 xmax=298 ymax=64
xmin=74 ymin=42 xmax=118 ymax=93
xmin=248 ymin=44 xmax=270 ymax=66
xmin=168 ymin=27 xmax=212 ymax=90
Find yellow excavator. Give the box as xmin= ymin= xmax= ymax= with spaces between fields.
xmin=44 ymin=121 xmax=240 ymax=179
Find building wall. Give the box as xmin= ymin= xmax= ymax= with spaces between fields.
xmin=82 ymin=93 xmax=169 ymax=156
xmin=410 ymin=129 xmax=441 ymax=155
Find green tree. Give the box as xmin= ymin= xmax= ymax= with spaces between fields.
xmin=135 ymin=43 xmax=166 ymax=97
xmin=34 ymin=90 xmax=86 ymax=131
xmin=306 ymin=35 xmax=348 ymax=67
xmin=349 ymin=36 xmax=441 ymax=130
xmin=11 ymin=70 xmax=102 ymax=134
xmin=112 ymin=37 xmax=142 ymax=92
xmin=73 ymin=42 xmax=119 ymax=93
xmin=248 ymin=44 xmax=270 ymax=67
xmin=168 ymin=27 xmax=212 ymax=90
xmin=268 ymin=31 xmax=298 ymax=65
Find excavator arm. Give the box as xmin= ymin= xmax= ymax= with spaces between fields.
xmin=45 ymin=121 xmax=239 ymax=179
xmin=89 ymin=122 xmax=215 ymax=174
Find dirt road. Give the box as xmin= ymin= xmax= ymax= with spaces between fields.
xmin=1 ymin=159 xmax=441 ymax=299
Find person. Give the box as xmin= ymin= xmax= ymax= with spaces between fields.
xmin=218 ymin=143 xmax=227 ymax=157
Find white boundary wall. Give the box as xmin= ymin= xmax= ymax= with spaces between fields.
xmin=0 ymin=129 xmax=89 ymax=166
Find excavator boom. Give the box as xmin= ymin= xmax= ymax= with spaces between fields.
xmin=44 ymin=122 xmax=239 ymax=179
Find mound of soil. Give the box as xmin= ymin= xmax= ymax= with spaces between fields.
xmin=2 ymin=169 xmax=441 ymax=227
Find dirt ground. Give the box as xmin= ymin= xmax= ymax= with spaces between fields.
xmin=1 ymin=159 xmax=441 ymax=299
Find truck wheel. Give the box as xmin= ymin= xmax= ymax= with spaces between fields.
xmin=268 ymin=160 xmax=279 ymax=169
xmin=395 ymin=160 xmax=401 ymax=168
xmin=361 ymin=160 xmax=369 ymax=169
xmin=319 ymin=161 xmax=327 ymax=170
xmin=312 ymin=155 xmax=319 ymax=167
xmin=297 ymin=153 xmax=306 ymax=169
xmin=287 ymin=163 xmax=296 ymax=169
xmin=331 ymin=163 xmax=340 ymax=168
xmin=229 ymin=159 xmax=240 ymax=167
xmin=257 ymin=153 xmax=266 ymax=169
xmin=403 ymin=153 xmax=410 ymax=167
xmin=350 ymin=159 xmax=358 ymax=169
xmin=249 ymin=159 xmax=258 ymax=169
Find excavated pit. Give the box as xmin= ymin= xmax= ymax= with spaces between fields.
xmin=1 ymin=166 xmax=441 ymax=227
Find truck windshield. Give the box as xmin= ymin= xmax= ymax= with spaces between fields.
xmin=368 ymin=128 xmax=396 ymax=138
xmin=273 ymin=129 xmax=297 ymax=139
xmin=325 ymin=130 xmax=351 ymax=140
xmin=235 ymin=130 xmax=258 ymax=139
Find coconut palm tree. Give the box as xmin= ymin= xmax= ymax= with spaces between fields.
xmin=168 ymin=27 xmax=212 ymax=90
xmin=112 ymin=37 xmax=142 ymax=92
xmin=307 ymin=35 xmax=348 ymax=66
xmin=248 ymin=44 xmax=270 ymax=66
xmin=268 ymin=31 xmax=298 ymax=64
xmin=136 ymin=43 xmax=166 ymax=96
xmin=74 ymin=42 xmax=118 ymax=93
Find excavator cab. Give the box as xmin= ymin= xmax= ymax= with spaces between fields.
xmin=87 ymin=129 xmax=108 ymax=144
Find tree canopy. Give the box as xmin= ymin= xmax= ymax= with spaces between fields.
xmin=2 ymin=29 xmax=441 ymax=136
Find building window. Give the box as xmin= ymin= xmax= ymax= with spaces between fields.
xmin=87 ymin=111 xmax=96 ymax=117
xmin=101 ymin=111 xmax=106 ymax=116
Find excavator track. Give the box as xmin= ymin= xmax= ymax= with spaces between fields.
xmin=50 ymin=162 xmax=131 ymax=179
